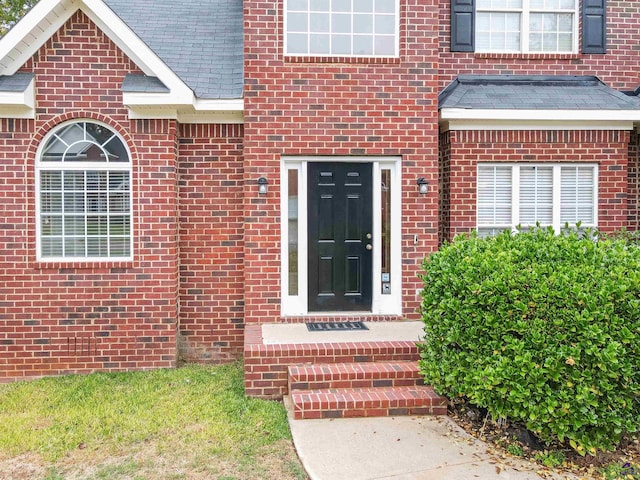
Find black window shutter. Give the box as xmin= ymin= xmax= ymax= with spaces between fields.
xmin=582 ymin=0 xmax=606 ymax=54
xmin=451 ymin=0 xmax=474 ymax=52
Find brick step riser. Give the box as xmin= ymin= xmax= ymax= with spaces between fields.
xmin=291 ymin=386 xmax=447 ymax=420
xmin=288 ymin=361 xmax=426 ymax=392
xmin=290 ymin=377 xmax=424 ymax=391
xmin=293 ymin=406 xmax=441 ymax=420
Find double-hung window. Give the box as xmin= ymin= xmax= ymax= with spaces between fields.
xmin=285 ymin=0 xmax=399 ymax=57
xmin=477 ymin=164 xmax=597 ymax=236
xmin=36 ymin=121 xmax=133 ymax=261
xmin=476 ymin=0 xmax=578 ymax=53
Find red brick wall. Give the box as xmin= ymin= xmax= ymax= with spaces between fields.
xmin=438 ymin=1 xmax=640 ymax=91
xmin=443 ymin=130 xmax=631 ymax=240
xmin=177 ymin=124 xmax=245 ymax=363
xmin=630 ymin=132 xmax=639 ymax=231
xmin=438 ymin=131 xmax=451 ymax=245
xmin=0 ymin=12 xmax=179 ymax=381
xmin=243 ymin=0 xmax=440 ymax=322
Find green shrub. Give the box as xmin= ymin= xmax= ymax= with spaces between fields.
xmin=418 ymin=227 xmax=640 ymax=455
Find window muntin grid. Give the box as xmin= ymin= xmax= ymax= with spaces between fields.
xmin=37 ymin=121 xmax=133 ymax=260
xmin=476 ymin=0 xmax=577 ymax=53
xmin=285 ymin=0 xmax=398 ymax=57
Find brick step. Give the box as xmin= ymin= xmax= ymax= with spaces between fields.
xmin=288 ymin=361 xmax=424 ymax=392
xmin=290 ymin=386 xmax=447 ymax=420
xmin=245 ymin=321 xmax=423 ymax=399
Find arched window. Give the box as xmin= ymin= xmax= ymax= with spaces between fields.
xmin=36 ymin=121 xmax=133 ymax=260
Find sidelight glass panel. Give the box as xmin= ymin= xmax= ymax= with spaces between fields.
xmin=288 ymin=169 xmax=299 ymax=296
xmin=381 ymin=169 xmax=391 ymax=293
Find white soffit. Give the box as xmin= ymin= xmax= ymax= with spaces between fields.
xmin=440 ymin=108 xmax=640 ymax=131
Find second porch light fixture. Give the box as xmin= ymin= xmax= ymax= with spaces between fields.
xmin=416 ymin=177 xmax=428 ymax=194
xmin=257 ymin=176 xmax=268 ymax=195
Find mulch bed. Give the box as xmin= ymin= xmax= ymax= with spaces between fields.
xmin=448 ymin=399 xmax=640 ymax=479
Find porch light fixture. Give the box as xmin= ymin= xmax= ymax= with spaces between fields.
xmin=416 ymin=177 xmax=428 ymax=195
xmin=257 ymin=176 xmax=268 ymax=195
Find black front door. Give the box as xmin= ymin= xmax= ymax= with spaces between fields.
xmin=308 ymin=162 xmax=373 ymax=312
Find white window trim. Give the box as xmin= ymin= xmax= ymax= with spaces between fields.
xmin=475 ymin=0 xmax=579 ymax=54
xmin=281 ymin=156 xmax=402 ymax=316
xmin=35 ymin=120 xmax=134 ymax=262
xmin=283 ymin=0 xmax=400 ymax=58
xmin=477 ymin=163 xmax=598 ymax=234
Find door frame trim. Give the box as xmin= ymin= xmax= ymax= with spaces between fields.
xmin=280 ymin=156 xmax=402 ymax=316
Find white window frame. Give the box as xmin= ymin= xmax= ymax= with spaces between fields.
xmin=477 ymin=163 xmax=598 ymax=235
xmin=281 ymin=156 xmax=402 ymax=316
xmin=35 ymin=120 xmax=134 ymax=262
xmin=283 ymin=0 xmax=400 ymax=58
xmin=475 ymin=0 xmax=579 ymax=54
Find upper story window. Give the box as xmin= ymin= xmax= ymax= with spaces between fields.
xmin=450 ymin=0 xmax=606 ymax=54
xmin=36 ymin=121 xmax=133 ymax=261
xmin=477 ymin=164 xmax=597 ymax=237
xmin=476 ymin=0 xmax=578 ymax=53
xmin=285 ymin=0 xmax=399 ymax=57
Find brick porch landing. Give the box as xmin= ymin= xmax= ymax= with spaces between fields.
xmin=244 ymin=322 xmax=447 ymax=419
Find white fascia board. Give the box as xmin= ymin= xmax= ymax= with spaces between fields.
xmin=126 ymin=105 xmax=244 ymax=124
xmin=122 ymin=94 xmax=243 ymax=111
xmin=441 ymin=108 xmax=640 ymax=122
xmin=123 ymin=97 xmax=244 ymax=123
xmin=121 ymin=92 xmax=180 ymax=107
xmin=0 ymin=0 xmax=72 ymax=74
xmin=0 ymin=76 xmax=35 ymax=118
xmin=441 ymin=119 xmax=636 ymax=131
xmin=194 ymin=98 xmax=244 ymax=113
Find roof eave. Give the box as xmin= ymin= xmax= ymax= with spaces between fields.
xmin=0 ymin=0 xmax=195 ymax=104
xmin=123 ymin=96 xmax=244 ymax=123
xmin=439 ymin=108 xmax=639 ymax=131
xmin=440 ymin=108 xmax=640 ymax=121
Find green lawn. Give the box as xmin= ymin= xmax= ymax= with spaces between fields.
xmin=0 ymin=363 xmax=307 ymax=480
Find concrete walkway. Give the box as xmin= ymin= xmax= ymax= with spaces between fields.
xmin=286 ymin=401 xmax=577 ymax=480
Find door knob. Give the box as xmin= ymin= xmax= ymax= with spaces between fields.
xmin=366 ymin=244 xmax=372 ymax=251
xmin=366 ymin=233 xmax=372 ymax=239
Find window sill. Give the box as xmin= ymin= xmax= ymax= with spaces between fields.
xmin=474 ymin=52 xmax=581 ymax=60
xmin=284 ymin=55 xmax=400 ymax=65
xmin=34 ymin=260 xmax=134 ymax=271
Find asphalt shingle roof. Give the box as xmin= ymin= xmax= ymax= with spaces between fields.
xmin=439 ymin=75 xmax=640 ymax=110
xmin=121 ymin=74 xmax=169 ymax=93
xmin=0 ymin=72 xmax=33 ymax=92
xmin=104 ymin=0 xmax=243 ymax=99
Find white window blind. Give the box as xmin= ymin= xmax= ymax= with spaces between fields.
xmin=477 ymin=165 xmax=512 ymax=237
xmin=519 ymin=166 xmax=553 ymax=226
xmin=477 ymin=164 xmax=596 ymax=236
xmin=36 ymin=121 xmax=133 ymax=261
xmin=560 ymin=166 xmax=595 ymax=225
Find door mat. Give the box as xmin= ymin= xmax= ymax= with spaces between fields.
xmin=306 ymin=321 xmax=369 ymax=332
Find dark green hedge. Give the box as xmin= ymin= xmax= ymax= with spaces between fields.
xmin=418 ymin=228 xmax=640 ymax=454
